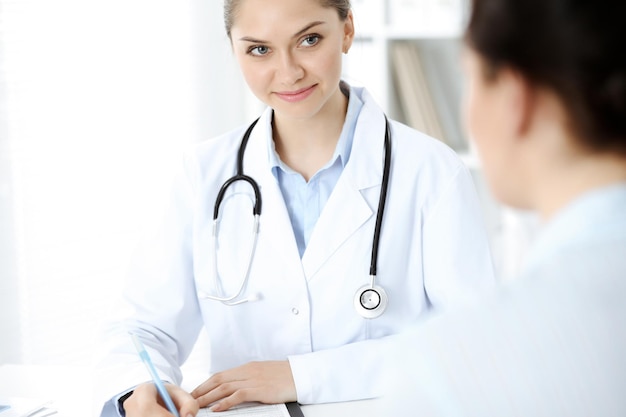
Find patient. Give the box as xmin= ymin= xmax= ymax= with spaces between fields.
xmin=384 ymin=0 xmax=626 ymax=415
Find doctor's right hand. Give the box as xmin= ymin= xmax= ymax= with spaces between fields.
xmin=122 ymin=382 xmax=199 ymax=417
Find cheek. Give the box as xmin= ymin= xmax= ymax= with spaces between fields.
xmin=310 ymin=43 xmax=343 ymax=77
xmin=237 ymin=58 xmax=268 ymax=95
xmin=471 ymin=116 xmax=521 ymax=206
xmin=464 ymin=81 xmax=509 ymax=201
xmin=464 ymin=80 xmax=491 ymax=158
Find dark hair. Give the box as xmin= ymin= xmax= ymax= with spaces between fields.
xmin=224 ymin=0 xmax=351 ymax=39
xmin=466 ymin=0 xmax=626 ymax=154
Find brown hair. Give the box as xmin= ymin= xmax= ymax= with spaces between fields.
xmin=224 ymin=0 xmax=351 ymax=39
xmin=466 ymin=0 xmax=626 ymax=154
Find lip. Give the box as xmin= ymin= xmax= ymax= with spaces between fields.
xmin=275 ymin=84 xmax=317 ymax=103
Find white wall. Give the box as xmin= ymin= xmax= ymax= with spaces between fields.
xmin=192 ymin=0 xmax=253 ymax=137
xmin=0 ymin=0 xmax=536 ymax=367
xmin=0 ymin=0 xmax=247 ymax=365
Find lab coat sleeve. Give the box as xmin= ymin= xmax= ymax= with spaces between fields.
xmin=288 ymin=337 xmax=392 ymax=404
xmin=93 ymin=150 xmax=204 ymax=413
xmin=422 ymin=163 xmax=495 ymax=307
xmin=288 ymin=162 xmax=495 ymax=405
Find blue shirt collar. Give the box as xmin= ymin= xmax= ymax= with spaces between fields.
xmin=268 ymin=81 xmax=364 ymax=177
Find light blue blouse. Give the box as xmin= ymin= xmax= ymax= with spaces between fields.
xmin=267 ymin=83 xmax=364 ymax=257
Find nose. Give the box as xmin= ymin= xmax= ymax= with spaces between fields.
xmin=276 ymin=51 xmax=304 ymax=85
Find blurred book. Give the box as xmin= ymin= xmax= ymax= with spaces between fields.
xmin=416 ymin=38 xmax=468 ymax=151
xmin=390 ymin=40 xmax=468 ymax=151
xmin=390 ymin=41 xmax=447 ymax=145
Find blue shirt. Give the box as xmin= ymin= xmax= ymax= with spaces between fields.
xmin=268 ymin=84 xmax=364 ymax=257
xmin=385 ymin=182 xmax=626 ymax=416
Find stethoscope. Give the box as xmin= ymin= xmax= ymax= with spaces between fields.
xmin=199 ymin=115 xmax=391 ymax=319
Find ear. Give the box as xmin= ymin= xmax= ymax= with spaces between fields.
xmin=501 ymin=67 xmax=535 ymax=139
xmin=342 ymin=10 xmax=355 ymax=54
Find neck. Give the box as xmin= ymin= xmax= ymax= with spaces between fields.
xmin=272 ymin=88 xmax=348 ymax=181
xmin=532 ymin=150 xmax=626 ymax=220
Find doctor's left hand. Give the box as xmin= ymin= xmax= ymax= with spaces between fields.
xmin=191 ymin=360 xmax=297 ymax=412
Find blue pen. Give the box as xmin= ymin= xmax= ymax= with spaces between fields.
xmin=130 ymin=333 xmax=181 ymax=417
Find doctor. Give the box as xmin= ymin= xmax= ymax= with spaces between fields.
xmin=95 ymin=0 xmax=494 ymax=415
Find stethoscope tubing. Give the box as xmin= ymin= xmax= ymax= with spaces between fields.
xmin=206 ymin=114 xmax=392 ymax=317
xmin=213 ymin=118 xmax=262 ymax=220
xmin=369 ymin=116 xmax=391 ymax=279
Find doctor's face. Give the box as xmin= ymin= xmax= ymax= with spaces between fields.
xmin=229 ymin=0 xmax=354 ymax=121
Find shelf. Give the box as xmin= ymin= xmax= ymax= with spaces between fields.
xmin=355 ymin=28 xmax=463 ymax=41
xmin=383 ymin=28 xmax=464 ymax=40
xmin=347 ymin=0 xmax=534 ymax=281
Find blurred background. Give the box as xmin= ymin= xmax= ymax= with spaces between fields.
xmin=0 ymin=0 xmax=538 ymax=369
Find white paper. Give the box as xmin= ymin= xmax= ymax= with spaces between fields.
xmin=0 ymin=397 xmax=56 ymax=417
xmin=197 ymin=402 xmax=290 ymax=417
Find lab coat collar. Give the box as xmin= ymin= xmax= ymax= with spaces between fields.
xmin=302 ymin=87 xmax=388 ymax=278
xmin=243 ymin=84 xmax=387 ymax=191
xmin=343 ymin=85 xmax=388 ymax=190
xmin=242 ymin=86 xmax=388 ymax=280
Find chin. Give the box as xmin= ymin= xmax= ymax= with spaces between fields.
xmin=273 ymin=101 xmax=324 ymax=121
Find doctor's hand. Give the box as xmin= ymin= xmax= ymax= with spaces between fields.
xmin=191 ymin=360 xmax=297 ymax=412
xmin=123 ymin=382 xmax=199 ymax=417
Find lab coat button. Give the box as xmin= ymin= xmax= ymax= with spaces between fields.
xmin=291 ymin=307 xmax=299 ymax=315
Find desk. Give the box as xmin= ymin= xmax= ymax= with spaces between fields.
xmin=0 ymin=364 xmax=380 ymax=417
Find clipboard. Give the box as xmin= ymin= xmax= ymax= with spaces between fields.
xmin=285 ymin=402 xmax=304 ymax=417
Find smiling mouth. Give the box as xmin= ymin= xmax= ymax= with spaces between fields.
xmin=275 ymin=84 xmax=317 ymax=102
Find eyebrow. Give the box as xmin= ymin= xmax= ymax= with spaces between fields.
xmin=238 ymin=21 xmax=326 ymax=43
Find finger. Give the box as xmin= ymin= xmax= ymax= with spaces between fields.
xmin=195 ymin=380 xmax=244 ymax=408
xmin=209 ymin=388 xmax=260 ymax=412
xmin=166 ymin=384 xmax=199 ymax=417
xmin=124 ymin=383 xmax=175 ymax=417
xmin=191 ymin=368 xmax=242 ymax=399
xmin=190 ymin=377 xmax=218 ymax=399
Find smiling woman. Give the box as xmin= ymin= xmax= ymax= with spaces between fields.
xmin=229 ymin=0 xmax=354 ymax=181
xmin=95 ymin=0 xmax=496 ymax=415
xmin=0 ymin=0 xmax=246 ymax=366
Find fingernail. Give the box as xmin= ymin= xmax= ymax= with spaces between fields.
xmin=186 ymin=414 xmax=194 ymax=417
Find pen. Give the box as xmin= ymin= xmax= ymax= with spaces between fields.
xmin=130 ymin=333 xmax=181 ymax=417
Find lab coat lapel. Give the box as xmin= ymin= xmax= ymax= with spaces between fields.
xmin=302 ymin=97 xmax=387 ymax=280
xmin=243 ymin=109 xmax=303 ymax=267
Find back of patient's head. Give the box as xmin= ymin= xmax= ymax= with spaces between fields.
xmin=465 ymin=0 xmax=626 ymax=155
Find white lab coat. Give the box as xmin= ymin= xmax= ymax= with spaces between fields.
xmin=94 ymin=86 xmax=494 ymax=411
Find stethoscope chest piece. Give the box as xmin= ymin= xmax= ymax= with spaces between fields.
xmin=354 ymin=284 xmax=388 ymax=319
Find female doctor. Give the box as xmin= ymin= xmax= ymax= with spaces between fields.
xmin=95 ymin=0 xmax=494 ymax=415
